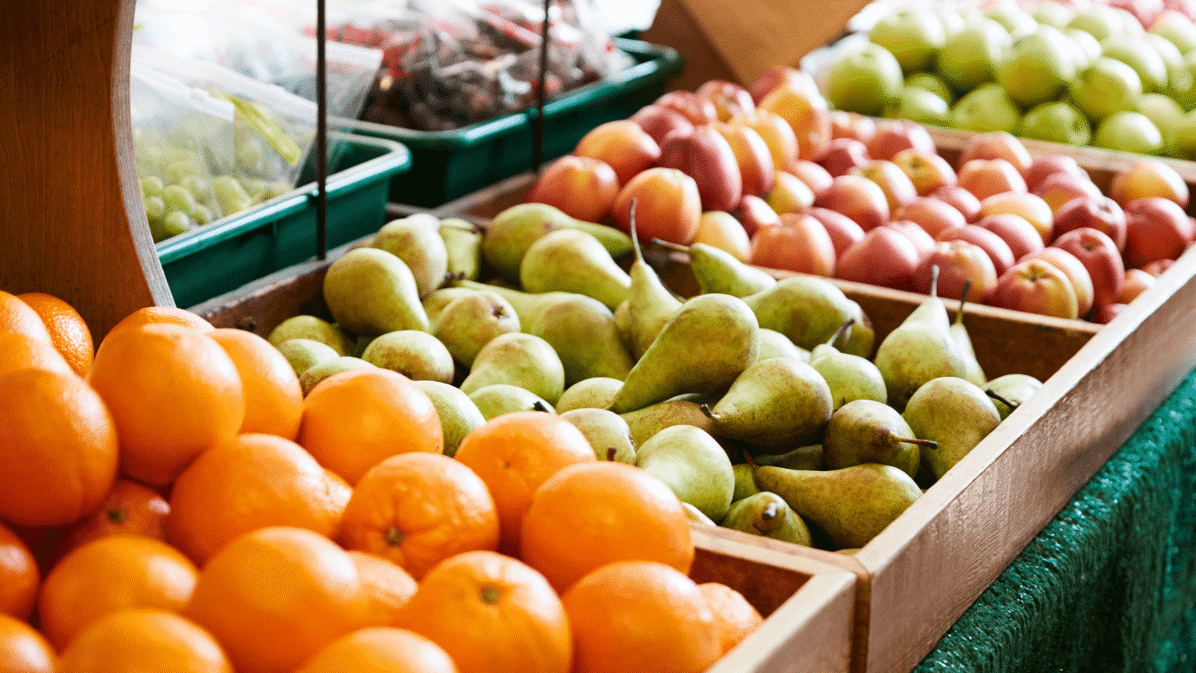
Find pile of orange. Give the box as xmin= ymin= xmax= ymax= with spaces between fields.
xmin=0 ymin=290 xmax=764 ymax=672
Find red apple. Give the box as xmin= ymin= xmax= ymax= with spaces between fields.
xmin=765 ymin=171 xmax=815 ymax=215
xmin=526 ymin=155 xmax=621 ymax=223
xmin=735 ymin=194 xmax=781 ymax=237
xmin=895 ymin=197 xmax=967 ymax=238
xmin=695 ymin=79 xmax=756 ymax=122
xmin=817 ymin=137 xmax=871 ymax=178
xmin=1033 ymin=172 xmax=1103 ymax=215
xmin=865 ymin=119 xmax=936 ymax=161
xmin=1109 ymin=159 xmax=1190 ymax=209
xmin=657 ymin=126 xmax=743 ymax=212
xmin=911 ymin=240 xmax=999 ymax=302
xmin=807 ymin=207 xmax=866 ymax=258
xmin=853 ymin=160 xmax=918 ymax=213
xmin=978 ymin=192 xmax=1054 ymax=243
xmin=575 ymin=120 xmax=661 ymax=186
xmin=891 ymin=148 xmax=957 ymax=196
xmin=1051 ymin=195 xmax=1127 ymax=252
xmin=978 ymin=213 xmax=1044 ymax=261
xmin=930 ymin=185 xmax=982 ymax=222
xmin=1025 ymin=154 xmax=1086 ymax=192
xmin=957 ymin=131 xmax=1032 ymax=176
xmin=1123 ymin=197 xmax=1195 ymax=268
xmin=694 ymin=210 xmax=752 ymax=261
xmin=886 ymin=220 xmax=936 ymax=259
xmin=835 ymin=226 xmax=922 ymax=289
xmin=750 ymin=212 xmax=836 ymax=277
xmin=829 ymin=110 xmax=877 ymax=143
xmin=789 ymin=160 xmax=834 ymax=195
xmin=1118 ymin=268 xmax=1156 ymax=303
xmin=630 ymin=104 xmax=696 ymax=146
xmin=990 ymin=259 xmax=1080 ymax=320
xmin=1092 ymin=303 xmax=1127 ymax=324
xmin=1052 ymin=227 xmax=1126 ymax=310
xmin=730 ymin=109 xmax=800 ymax=174
xmin=1020 ymin=247 xmax=1096 ymax=317
xmin=711 ymin=121 xmax=776 ymax=197
xmin=654 ymin=90 xmax=718 ymax=125
xmin=758 ymin=83 xmax=833 ymax=162
xmin=1141 ymin=258 xmax=1175 ymax=276
xmin=936 ymin=224 xmax=1016 ymax=275
xmin=749 ymin=66 xmax=821 ymax=105
xmin=957 ymin=158 xmax=1027 ymax=201
xmin=612 ymin=167 xmax=702 ymax=245
xmin=814 ymin=174 xmax=891 ymax=231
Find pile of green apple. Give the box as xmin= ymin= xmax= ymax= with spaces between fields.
xmin=262 ymin=205 xmax=1044 ymax=552
xmin=821 ymin=0 xmax=1196 ymax=158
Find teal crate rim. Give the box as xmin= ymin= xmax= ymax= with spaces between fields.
xmin=155 ymin=132 xmax=410 ymax=264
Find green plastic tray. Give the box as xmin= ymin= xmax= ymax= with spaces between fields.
xmin=345 ymin=37 xmax=684 ymax=208
xmin=157 ymin=132 xmax=411 ymax=309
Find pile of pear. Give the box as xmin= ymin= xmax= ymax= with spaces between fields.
xmin=264 ymin=201 xmax=1045 ymax=553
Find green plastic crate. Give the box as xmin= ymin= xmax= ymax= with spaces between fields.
xmin=345 ymin=37 xmax=683 ymax=208
xmin=157 ymin=133 xmax=411 ymax=309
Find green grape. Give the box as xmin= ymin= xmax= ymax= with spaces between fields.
xmin=238 ymin=177 xmax=268 ymax=204
xmin=143 ymin=195 xmax=166 ymax=221
xmin=266 ymin=180 xmax=291 ymax=200
xmin=189 ymin=204 xmax=215 ymax=225
xmin=212 ymin=175 xmax=253 ymax=214
xmin=165 ymin=159 xmax=205 ymax=184
xmin=179 ymin=175 xmax=214 ymax=203
xmin=135 ymin=143 xmax=166 ymax=172
xmin=161 ymin=184 xmax=197 ymax=213
xmin=162 ymin=211 xmax=194 ymax=237
xmin=236 ymin=140 xmax=265 ymax=175
xmin=140 ymin=176 xmax=164 ymax=198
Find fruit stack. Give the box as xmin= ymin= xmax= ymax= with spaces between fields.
xmin=819 ymin=0 xmax=1196 ymax=157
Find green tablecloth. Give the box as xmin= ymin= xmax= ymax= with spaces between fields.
xmin=915 ymin=367 xmax=1196 ymax=672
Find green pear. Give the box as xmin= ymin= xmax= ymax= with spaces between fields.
xmin=903 ymin=376 xmax=1002 ymax=480
xmin=267 ymin=315 xmax=355 ymax=355
xmin=560 ymin=408 xmax=637 ymax=464
xmin=744 ymin=276 xmax=873 ymax=355
xmin=274 ymin=338 xmax=340 ymax=378
xmin=371 ymin=214 xmax=449 ymax=298
xmin=655 ymin=239 xmax=778 ymax=297
xmin=449 ymin=280 xmax=570 ymax=326
xmin=810 ymin=320 xmax=888 ymax=411
xmin=525 ymin=294 xmax=635 ymax=386
xmin=433 ymin=291 xmax=520 ymax=367
xmin=720 ymin=492 xmax=812 ymax=546
xmin=556 ymin=377 xmax=624 ymax=412
xmin=984 ymin=373 xmax=1043 ymax=420
xmin=422 ymin=287 xmax=477 ymax=332
xmin=682 ymin=502 xmax=717 ymax=526
xmin=438 ymin=218 xmax=483 ymax=281
xmin=823 ymin=400 xmax=936 ymax=477
xmin=754 ymin=463 xmax=923 ymax=549
xmin=702 ymin=358 xmax=833 ymax=451
xmin=757 ymin=328 xmax=811 ymax=362
xmin=755 ymin=444 xmax=825 ymax=470
xmin=468 ymin=384 xmax=556 ymax=421
xmin=626 ymin=219 xmax=683 ymax=359
xmin=459 ymin=333 xmax=566 ymax=406
xmin=951 ymin=281 xmax=987 ymax=387
xmin=323 ymin=247 xmax=430 ymax=337
xmin=732 ymin=463 xmax=761 ymax=500
xmin=298 ymin=356 xmax=377 ymax=396
xmin=609 ymin=294 xmax=760 ymax=414
xmin=636 ymin=425 xmax=735 ymax=522
xmin=414 ymin=380 xmax=486 ymax=458
xmin=520 ymin=229 xmax=632 ymax=311
xmin=614 ymin=299 xmax=632 ymax=348
xmin=360 ymin=330 xmax=455 ymax=384
xmin=482 ymin=202 xmax=634 ymax=282
xmin=620 ymin=399 xmax=716 ymax=447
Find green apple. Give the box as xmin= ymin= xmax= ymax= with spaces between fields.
xmin=825 ymin=42 xmax=904 ymax=116
xmin=1100 ymin=34 xmax=1169 ymax=93
xmin=998 ymin=25 xmax=1079 ymax=107
xmin=950 ymin=83 xmax=1023 ymax=133
xmin=905 ymin=72 xmax=955 ymax=105
xmin=1069 ymin=56 xmax=1144 ymax=122
xmin=936 ymin=18 xmax=1013 ymax=93
xmin=985 ymin=5 xmax=1038 ymax=40
xmin=1137 ymin=93 xmax=1188 ymax=155
xmin=1168 ymin=51 xmax=1196 ymax=111
xmin=1170 ymin=110 xmax=1196 ymax=159
xmin=884 ymin=86 xmax=951 ymax=126
xmin=1093 ymin=110 xmax=1164 ymax=154
xmin=1150 ymin=10 xmax=1196 ymax=55
xmin=933 ymin=5 xmax=967 ymax=38
xmin=869 ymin=7 xmax=946 ymax=74
xmin=1018 ymin=101 xmax=1092 ymax=145
xmin=1026 ymin=0 xmax=1075 ymax=29
xmin=1145 ymin=33 xmax=1185 ymax=72
xmin=1066 ymin=5 xmax=1133 ymax=42
xmin=1065 ymin=27 xmax=1103 ymax=70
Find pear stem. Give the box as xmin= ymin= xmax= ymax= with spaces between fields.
xmin=761 ymin=502 xmax=780 ymax=524
xmin=699 ymin=403 xmax=716 ymax=419
xmin=741 ymin=450 xmax=759 ymax=468
xmin=651 ymin=238 xmax=691 ymax=255
xmin=629 ymin=199 xmax=644 ymax=264
xmin=533 ymin=401 xmax=550 ymax=413
xmin=956 ymin=279 xmax=972 ymax=326
xmin=828 ymin=318 xmax=856 ymax=348
xmin=606 ymin=447 xmax=618 ymax=462
xmin=895 ymin=436 xmax=939 ymax=449
xmin=985 ymin=388 xmax=1019 ymax=410
xmin=930 ymin=264 xmax=940 ymax=301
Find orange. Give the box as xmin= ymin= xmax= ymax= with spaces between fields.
xmin=106 ymin=305 xmax=214 ymax=336
xmin=89 ymin=323 xmax=244 ymax=486
xmin=0 ymin=614 xmax=56 ymax=673
xmin=296 ymin=627 xmax=459 ymax=673
xmin=326 ymin=468 xmax=353 ymax=505
xmin=0 ymin=522 xmax=39 ymax=621
xmin=394 ymin=550 xmax=572 ymax=673
xmin=62 ymin=478 xmax=171 ymax=555
xmin=454 ymin=412 xmax=596 ymax=555
xmin=37 ymin=534 xmax=198 ymax=649
xmin=562 ymin=560 xmax=721 ymax=673
xmin=0 ymin=368 xmax=119 ymax=527
xmin=297 ymin=368 xmax=443 ymax=484
xmin=699 ymin=582 xmax=764 ymax=654
xmin=0 ymin=290 xmax=53 ymax=343
xmin=166 ymin=434 xmax=349 ymax=565
xmin=209 ymin=328 xmax=303 ymax=440
xmin=186 ymin=526 xmax=371 ymax=673
xmin=338 ymin=453 xmax=499 ymax=580
xmin=348 ymin=552 xmax=417 ymax=627
xmin=58 ymin=608 xmax=232 ymax=673
xmin=18 ymin=291 xmax=94 ymax=377
xmin=519 ymin=461 xmax=694 ymax=593
xmin=0 ymin=332 xmax=74 ymax=380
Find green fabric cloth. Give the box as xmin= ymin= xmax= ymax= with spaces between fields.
xmin=915 ymin=367 xmax=1196 ymax=673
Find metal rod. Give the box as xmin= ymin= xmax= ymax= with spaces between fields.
xmin=531 ymin=0 xmax=550 ymax=173
xmin=316 ymin=0 xmax=328 ymax=260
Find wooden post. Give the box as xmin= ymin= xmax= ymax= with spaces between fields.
xmin=0 ymin=0 xmax=173 ymax=342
